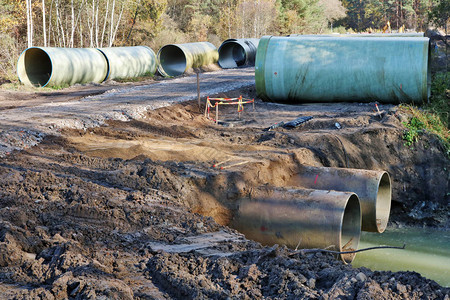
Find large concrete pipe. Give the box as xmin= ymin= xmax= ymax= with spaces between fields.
xmin=289 ymin=166 xmax=391 ymax=233
xmin=17 ymin=47 xmax=108 ymax=87
xmin=157 ymin=42 xmax=219 ymax=77
xmin=231 ymin=187 xmax=361 ymax=263
xmin=255 ymin=35 xmax=430 ymax=104
xmin=288 ymin=33 xmax=424 ymax=37
xmin=98 ymin=46 xmax=157 ymax=80
xmin=218 ymin=38 xmax=260 ymax=68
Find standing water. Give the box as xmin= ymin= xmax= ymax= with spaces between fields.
xmin=352 ymin=226 xmax=450 ymax=287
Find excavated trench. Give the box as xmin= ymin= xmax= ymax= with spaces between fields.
xmin=61 ymin=92 xmax=448 ymax=256
xmin=0 ymin=90 xmax=449 ymax=297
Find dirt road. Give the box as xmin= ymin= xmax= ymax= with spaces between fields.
xmin=0 ymin=68 xmax=254 ymax=156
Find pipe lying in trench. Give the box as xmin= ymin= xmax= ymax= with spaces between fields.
xmin=218 ymin=38 xmax=259 ymax=69
xmin=230 ymin=187 xmax=361 ymax=263
xmin=289 ymin=166 xmax=391 ymax=233
xmin=255 ymin=35 xmax=430 ymax=104
xmin=157 ymin=42 xmax=219 ymax=77
xmin=17 ymin=47 xmax=108 ymax=87
xmin=97 ymin=46 xmax=157 ymax=80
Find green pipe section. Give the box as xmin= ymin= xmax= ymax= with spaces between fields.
xmin=255 ymin=36 xmax=430 ymax=104
xmin=17 ymin=47 xmax=108 ymax=87
xmin=288 ymin=33 xmax=424 ymax=37
xmin=157 ymin=42 xmax=219 ymax=77
xmin=98 ymin=46 xmax=157 ymax=80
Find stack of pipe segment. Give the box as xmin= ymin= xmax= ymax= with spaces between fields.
xmin=218 ymin=38 xmax=260 ymax=68
xmin=157 ymin=42 xmax=219 ymax=77
xmin=97 ymin=46 xmax=157 ymax=80
xmin=231 ymin=186 xmax=361 ymax=263
xmin=255 ymin=35 xmax=430 ymax=104
xmin=17 ymin=47 xmax=108 ymax=87
xmin=289 ymin=166 xmax=391 ymax=233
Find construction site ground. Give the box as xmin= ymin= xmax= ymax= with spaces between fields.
xmin=0 ymin=67 xmax=448 ymax=299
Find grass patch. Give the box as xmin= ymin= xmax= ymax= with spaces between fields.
xmin=400 ymin=72 xmax=450 ymax=156
xmin=112 ymin=72 xmax=155 ymax=83
xmin=0 ymin=81 xmax=69 ymax=92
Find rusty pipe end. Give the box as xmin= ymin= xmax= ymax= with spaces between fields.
xmin=230 ymin=187 xmax=361 ymax=264
xmin=339 ymin=193 xmax=361 ymax=263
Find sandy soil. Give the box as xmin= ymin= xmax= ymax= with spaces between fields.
xmin=0 ymin=69 xmax=449 ymax=298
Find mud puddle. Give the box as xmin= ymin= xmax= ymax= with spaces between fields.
xmin=353 ymin=226 xmax=450 ymax=287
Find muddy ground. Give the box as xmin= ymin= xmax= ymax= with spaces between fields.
xmin=0 ymin=80 xmax=449 ymax=299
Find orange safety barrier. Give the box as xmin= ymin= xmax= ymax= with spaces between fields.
xmin=205 ymin=96 xmax=255 ymax=124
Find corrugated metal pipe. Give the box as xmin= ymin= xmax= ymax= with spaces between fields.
xmin=17 ymin=47 xmax=108 ymax=87
xmin=218 ymin=38 xmax=259 ymax=68
xmin=97 ymin=46 xmax=157 ymax=80
xmin=17 ymin=46 xmax=158 ymax=87
xmin=231 ymin=187 xmax=361 ymax=263
xmin=289 ymin=166 xmax=391 ymax=233
xmin=255 ymin=35 xmax=430 ymax=104
xmin=157 ymin=42 xmax=219 ymax=77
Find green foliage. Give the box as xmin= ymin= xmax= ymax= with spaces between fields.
xmin=46 ymin=83 xmax=71 ymax=90
xmin=402 ymin=116 xmax=424 ymax=146
xmin=428 ymin=0 xmax=450 ymax=32
xmin=338 ymin=0 xmax=436 ymax=31
xmin=431 ymin=72 xmax=450 ymax=99
xmin=278 ymin=0 xmax=326 ymax=34
xmin=400 ymin=72 xmax=449 ymax=155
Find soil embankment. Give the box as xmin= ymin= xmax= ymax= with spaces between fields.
xmin=0 ymin=71 xmax=448 ymax=298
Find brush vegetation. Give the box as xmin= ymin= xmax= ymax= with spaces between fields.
xmin=401 ymin=72 xmax=450 ymax=156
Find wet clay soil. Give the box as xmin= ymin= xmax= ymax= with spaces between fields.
xmin=0 ymin=87 xmax=449 ymax=299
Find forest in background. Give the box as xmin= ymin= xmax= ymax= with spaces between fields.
xmin=0 ymin=0 xmax=448 ymax=81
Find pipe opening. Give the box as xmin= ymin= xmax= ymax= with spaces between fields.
xmin=340 ymin=194 xmax=361 ymax=263
xmin=218 ymin=43 xmax=246 ymax=68
xmin=158 ymin=45 xmax=187 ymax=77
xmin=375 ymin=172 xmax=392 ymax=233
xmin=20 ymin=48 xmax=53 ymax=87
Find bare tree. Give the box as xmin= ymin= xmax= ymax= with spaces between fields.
xmin=26 ymin=0 xmax=33 ymax=47
xmin=110 ymin=2 xmax=125 ymax=46
xmin=319 ymin=0 xmax=346 ymax=31
xmin=108 ymin=0 xmax=115 ymax=46
xmin=42 ymin=0 xmax=47 ymax=46
xmin=100 ymin=0 xmax=109 ymax=46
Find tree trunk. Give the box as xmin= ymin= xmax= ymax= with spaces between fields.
xmin=56 ymin=0 xmax=66 ymax=47
xmin=48 ymin=0 xmax=54 ymax=46
xmin=111 ymin=2 xmax=124 ymax=47
xmin=26 ymin=0 xmax=31 ymax=47
xmin=26 ymin=0 xmax=33 ymax=47
xmin=42 ymin=0 xmax=47 ymax=46
xmin=30 ymin=0 xmax=34 ymax=46
xmin=109 ymin=0 xmax=116 ymax=47
xmin=70 ymin=0 xmax=75 ymax=47
xmin=100 ymin=0 xmax=110 ymax=47
xmin=95 ymin=0 xmax=100 ymax=47
xmin=126 ymin=3 xmax=140 ymax=43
